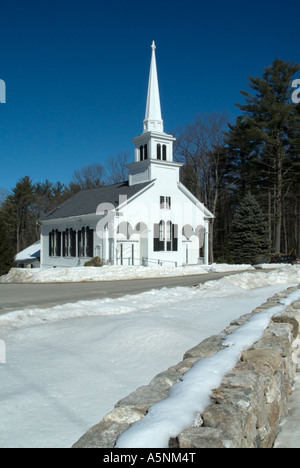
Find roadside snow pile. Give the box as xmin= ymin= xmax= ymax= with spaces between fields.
xmin=0 ymin=263 xmax=254 ymax=283
xmin=116 ymin=288 xmax=300 ymax=448
xmin=1 ymin=266 xmax=299 ymax=333
xmin=199 ymin=266 xmax=300 ymax=293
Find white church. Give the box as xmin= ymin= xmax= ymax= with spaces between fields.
xmin=39 ymin=42 xmax=214 ymax=268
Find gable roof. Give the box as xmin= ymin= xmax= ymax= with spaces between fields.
xmin=178 ymin=182 xmax=214 ymax=219
xmin=39 ymin=180 xmax=153 ymax=221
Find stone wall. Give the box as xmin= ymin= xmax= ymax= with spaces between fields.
xmin=73 ymin=285 xmax=300 ymax=449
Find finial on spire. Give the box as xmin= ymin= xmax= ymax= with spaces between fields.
xmin=151 ymin=40 xmax=156 ymax=51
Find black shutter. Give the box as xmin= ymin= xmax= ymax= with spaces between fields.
xmin=55 ymin=231 xmax=61 ymax=257
xmin=153 ymin=224 xmax=165 ymax=252
xmin=86 ymin=228 xmax=94 ymax=258
xmin=71 ymin=229 xmax=76 ymax=257
xmin=172 ymin=224 xmax=178 ymax=251
xmin=153 ymin=223 xmax=165 ymax=251
xmin=153 ymin=223 xmax=160 ymax=251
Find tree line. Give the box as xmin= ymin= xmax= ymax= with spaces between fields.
xmin=0 ymin=58 xmax=299 ymax=274
xmin=175 ymin=58 xmax=300 ymax=264
xmin=0 ymin=153 xmax=130 ymax=274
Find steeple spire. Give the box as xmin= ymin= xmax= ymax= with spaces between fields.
xmin=143 ymin=41 xmax=164 ymax=133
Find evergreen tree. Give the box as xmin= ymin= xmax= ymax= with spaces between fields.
xmin=0 ymin=210 xmax=15 ymax=275
xmin=230 ymin=193 xmax=270 ymax=264
xmin=6 ymin=176 xmax=36 ymax=253
xmin=226 ymin=58 xmax=300 ymax=254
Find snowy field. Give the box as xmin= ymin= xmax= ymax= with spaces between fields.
xmin=0 ymin=265 xmax=299 ymax=448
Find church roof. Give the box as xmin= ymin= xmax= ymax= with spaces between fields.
xmin=39 ymin=180 xmax=153 ymax=221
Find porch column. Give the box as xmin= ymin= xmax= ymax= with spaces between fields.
xmin=204 ymin=221 xmax=209 ymax=265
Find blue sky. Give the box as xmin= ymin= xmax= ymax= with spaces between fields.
xmin=0 ymin=0 xmax=299 ymax=191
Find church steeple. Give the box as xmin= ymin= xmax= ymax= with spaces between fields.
xmin=129 ymin=41 xmax=180 ymax=185
xmin=143 ymin=41 xmax=164 ymax=133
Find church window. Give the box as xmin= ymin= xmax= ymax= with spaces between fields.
xmin=160 ymin=196 xmax=171 ymax=209
xmin=63 ymin=229 xmax=69 ymax=257
xmin=78 ymin=227 xmax=85 ymax=257
xmin=49 ymin=229 xmax=61 ymax=257
xmin=70 ymin=229 xmax=76 ymax=257
xmin=159 ymin=220 xmax=165 ymax=242
xmin=63 ymin=228 xmax=77 ymax=257
xmin=140 ymin=146 xmax=144 ymax=161
xmin=153 ymin=221 xmax=178 ymax=252
xmin=153 ymin=222 xmax=164 ymax=252
xmin=166 ymin=221 xmax=171 ymax=241
xmin=157 ymin=144 xmax=161 ymax=160
xmin=78 ymin=226 xmax=94 ymax=257
xmin=166 ymin=221 xmax=172 ymax=251
xmin=162 ymin=145 xmax=167 ymax=161
xmin=144 ymin=144 xmax=148 ymax=159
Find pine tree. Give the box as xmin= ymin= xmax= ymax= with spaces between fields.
xmin=0 ymin=211 xmax=15 ymax=275
xmin=8 ymin=176 xmax=36 ymax=252
xmin=230 ymin=193 xmax=270 ymax=264
xmin=226 ymin=58 xmax=300 ymax=254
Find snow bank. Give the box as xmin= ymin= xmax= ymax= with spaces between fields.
xmin=0 ymin=263 xmax=254 ymax=284
xmin=116 ymin=288 xmax=300 ymax=448
xmin=1 ymin=266 xmax=299 ymax=333
xmin=201 ymin=266 xmax=300 ymax=292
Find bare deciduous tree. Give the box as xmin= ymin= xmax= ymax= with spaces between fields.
xmin=106 ymin=152 xmax=130 ymax=184
xmin=174 ymin=112 xmax=230 ymax=262
xmin=70 ymin=163 xmax=107 ymax=191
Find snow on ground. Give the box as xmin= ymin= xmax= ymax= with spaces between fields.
xmin=0 ymin=263 xmax=254 ymax=283
xmin=117 ymin=287 xmax=300 ymax=448
xmin=0 ymin=266 xmax=299 ymax=448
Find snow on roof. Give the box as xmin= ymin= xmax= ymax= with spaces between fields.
xmin=15 ymin=242 xmax=41 ymax=262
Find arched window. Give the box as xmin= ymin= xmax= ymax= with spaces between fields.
xmin=140 ymin=145 xmax=144 ymax=161
xmin=166 ymin=221 xmax=172 ymax=251
xmin=49 ymin=229 xmax=61 ymax=257
xmin=159 ymin=220 xmax=165 ymax=242
xmin=154 ymin=221 xmax=165 ymax=252
xmin=78 ymin=227 xmax=86 ymax=257
xmin=166 ymin=221 xmax=172 ymax=241
xmin=153 ymin=221 xmax=178 ymax=252
xmin=162 ymin=145 xmax=167 ymax=161
xmin=70 ymin=229 xmax=76 ymax=257
xmin=144 ymin=144 xmax=148 ymax=159
xmin=63 ymin=228 xmax=69 ymax=257
xmin=157 ymin=144 xmax=161 ymax=160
